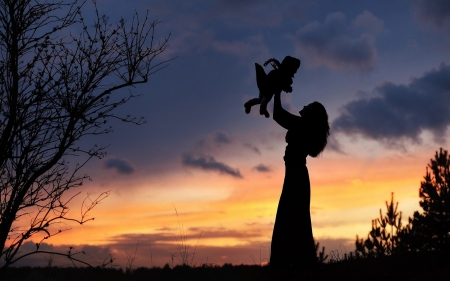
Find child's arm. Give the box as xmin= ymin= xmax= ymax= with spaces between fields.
xmin=264 ymin=58 xmax=281 ymax=69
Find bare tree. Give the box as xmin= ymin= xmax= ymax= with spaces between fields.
xmin=0 ymin=0 xmax=171 ymax=268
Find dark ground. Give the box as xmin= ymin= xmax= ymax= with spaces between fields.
xmin=1 ymin=251 xmax=449 ymax=281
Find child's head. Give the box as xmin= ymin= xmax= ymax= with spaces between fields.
xmin=281 ymin=56 xmax=301 ymax=75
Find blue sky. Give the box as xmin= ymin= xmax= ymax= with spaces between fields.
xmin=86 ymin=0 xmax=450 ymax=183
xmin=95 ymin=0 xmax=450 ymax=146
xmin=8 ymin=0 xmax=450 ymax=268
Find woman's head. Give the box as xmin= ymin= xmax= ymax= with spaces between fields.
xmin=300 ymin=102 xmax=330 ymax=157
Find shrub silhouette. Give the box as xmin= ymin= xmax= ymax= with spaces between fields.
xmin=314 ymin=239 xmax=328 ymax=264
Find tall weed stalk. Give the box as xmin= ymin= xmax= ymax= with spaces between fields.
xmin=171 ymin=206 xmax=203 ymax=267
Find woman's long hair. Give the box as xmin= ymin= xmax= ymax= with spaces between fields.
xmin=304 ymin=102 xmax=330 ymax=157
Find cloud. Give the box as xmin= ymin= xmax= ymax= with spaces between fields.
xmin=211 ymin=131 xmax=232 ymax=144
xmin=332 ymin=63 xmax=450 ymax=144
xmin=2 ymin=235 xmax=355 ymax=268
xmin=352 ymin=10 xmax=385 ymax=34
xmin=253 ymin=164 xmax=271 ymax=173
xmin=105 ymin=231 xmax=270 ymax=266
xmin=293 ymin=11 xmax=384 ymax=70
xmin=104 ymin=157 xmax=135 ymax=174
xmin=413 ymin=0 xmax=450 ymax=29
xmin=111 ymin=228 xmax=264 ymax=246
xmin=197 ymin=130 xmax=233 ymax=149
xmin=243 ymin=143 xmax=261 ymax=154
xmin=0 ymin=241 xmax=114 ymax=268
xmin=325 ymin=135 xmax=345 ymax=154
xmin=181 ymin=154 xmax=243 ymax=178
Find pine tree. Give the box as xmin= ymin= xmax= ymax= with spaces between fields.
xmin=356 ymin=148 xmax=450 ymax=256
xmin=407 ymin=148 xmax=450 ymax=251
xmin=355 ymin=193 xmax=405 ymax=257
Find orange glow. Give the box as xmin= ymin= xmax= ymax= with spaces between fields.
xmin=15 ymin=144 xmax=436 ymax=266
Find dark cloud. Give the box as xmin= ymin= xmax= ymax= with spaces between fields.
xmin=106 ymin=231 xmax=270 ymax=266
xmin=294 ymin=11 xmax=383 ymax=70
xmin=413 ymin=0 xmax=450 ymax=29
xmin=212 ymin=131 xmax=232 ymax=144
xmin=253 ymin=164 xmax=271 ymax=173
xmin=2 ymin=236 xmax=355 ymax=268
xmin=198 ymin=131 xmax=233 ymax=148
xmin=181 ymin=154 xmax=243 ymax=178
xmin=332 ymin=63 xmax=450 ymax=144
xmin=325 ymin=135 xmax=345 ymax=154
xmin=104 ymin=157 xmax=135 ymax=174
xmin=243 ymin=143 xmax=261 ymax=154
xmin=0 ymin=241 xmax=114 ymax=268
xmin=116 ymin=228 xmax=261 ymax=241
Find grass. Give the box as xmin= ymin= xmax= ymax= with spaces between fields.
xmin=169 ymin=206 xmax=202 ymax=268
xmin=2 ymin=210 xmax=449 ymax=280
xmin=1 ymin=250 xmax=449 ymax=281
xmin=327 ymin=243 xmax=362 ymax=264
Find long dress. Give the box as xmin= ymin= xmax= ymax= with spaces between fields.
xmin=270 ymin=124 xmax=316 ymax=268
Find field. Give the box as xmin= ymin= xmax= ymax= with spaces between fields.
xmin=1 ymin=251 xmax=449 ymax=281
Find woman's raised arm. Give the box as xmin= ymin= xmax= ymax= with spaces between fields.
xmin=273 ymin=92 xmax=302 ymax=130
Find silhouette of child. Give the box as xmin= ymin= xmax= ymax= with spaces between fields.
xmin=244 ymin=56 xmax=301 ymax=118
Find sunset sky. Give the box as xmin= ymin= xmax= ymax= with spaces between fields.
xmin=8 ymin=0 xmax=450 ymax=268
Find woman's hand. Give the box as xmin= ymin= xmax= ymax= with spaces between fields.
xmin=273 ymin=92 xmax=302 ymax=130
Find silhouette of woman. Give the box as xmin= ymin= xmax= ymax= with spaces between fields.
xmin=270 ymin=91 xmax=330 ymax=269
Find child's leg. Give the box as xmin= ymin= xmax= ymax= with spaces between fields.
xmin=244 ymin=98 xmax=261 ymax=114
xmin=260 ymin=97 xmax=270 ymax=118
